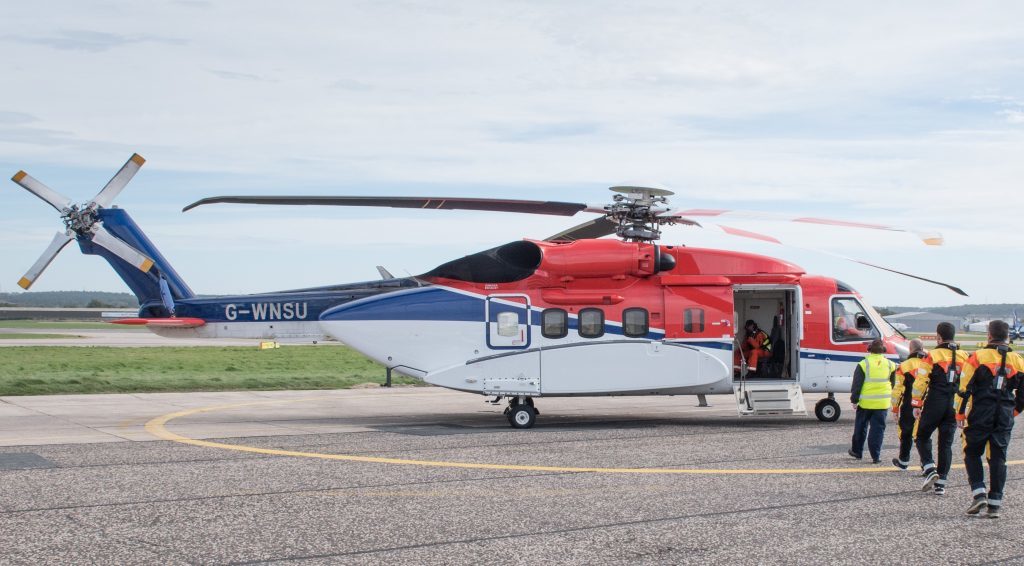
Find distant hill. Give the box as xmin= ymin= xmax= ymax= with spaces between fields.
xmin=882 ymin=304 xmax=1024 ymax=320
xmin=0 ymin=291 xmax=138 ymax=308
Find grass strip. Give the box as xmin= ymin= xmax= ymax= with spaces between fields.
xmin=0 ymin=346 xmax=419 ymax=396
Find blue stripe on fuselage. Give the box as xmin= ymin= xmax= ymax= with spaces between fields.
xmin=320 ymin=286 xmax=666 ymax=339
xmin=800 ymin=351 xmax=900 ymax=363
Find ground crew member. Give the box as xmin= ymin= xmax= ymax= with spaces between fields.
xmin=849 ymin=339 xmax=896 ymax=463
xmin=741 ymin=320 xmax=771 ymax=377
xmin=892 ymin=339 xmax=927 ymax=470
xmin=957 ymin=320 xmax=1024 ymax=518
xmin=912 ymin=322 xmax=969 ymax=495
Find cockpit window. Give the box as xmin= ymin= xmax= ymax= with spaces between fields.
xmin=832 ymin=297 xmax=879 ymax=342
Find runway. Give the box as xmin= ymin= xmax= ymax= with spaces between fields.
xmin=2 ymin=388 xmax=1023 ymax=564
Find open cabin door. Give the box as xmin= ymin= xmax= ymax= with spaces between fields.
xmin=732 ymin=285 xmax=807 ymax=417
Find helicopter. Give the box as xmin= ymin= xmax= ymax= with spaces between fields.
xmin=11 ymin=155 xmax=967 ymax=428
xmin=184 ymin=183 xmax=966 ymax=429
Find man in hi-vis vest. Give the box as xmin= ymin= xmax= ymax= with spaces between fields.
xmin=849 ymin=339 xmax=897 ymax=464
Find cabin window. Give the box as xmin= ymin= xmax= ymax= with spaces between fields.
xmin=684 ymin=308 xmax=705 ymax=333
xmin=542 ymin=308 xmax=568 ymax=339
xmin=831 ymin=297 xmax=879 ymax=342
xmin=578 ymin=308 xmax=605 ymax=338
xmin=496 ymin=311 xmax=519 ymax=337
xmin=623 ymin=308 xmax=649 ymax=338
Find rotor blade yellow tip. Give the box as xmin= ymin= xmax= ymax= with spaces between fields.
xmin=139 ymin=259 xmax=154 ymax=272
xmin=12 ymin=171 xmax=27 ymax=183
xmin=130 ymin=154 xmax=146 ymax=165
xmin=923 ymin=237 xmax=944 ymax=246
xmin=17 ymin=277 xmax=32 ymax=289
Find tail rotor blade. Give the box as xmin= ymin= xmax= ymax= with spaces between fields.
xmin=18 ymin=231 xmax=75 ymax=289
xmin=90 ymin=226 xmax=155 ymax=273
xmin=11 ymin=171 xmax=72 ymax=212
xmin=91 ymin=153 xmax=145 ymax=209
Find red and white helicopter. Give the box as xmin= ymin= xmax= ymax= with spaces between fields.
xmin=184 ymin=185 xmax=967 ymax=428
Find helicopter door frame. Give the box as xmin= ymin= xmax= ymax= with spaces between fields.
xmin=485 ymin=294 xmax=532 ymax=350
xmin=732 ymin=284 xmax=801 ymax=381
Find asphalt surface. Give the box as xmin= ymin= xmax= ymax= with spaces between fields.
xmin=2 ymin=388 xmax=1024 ymax=565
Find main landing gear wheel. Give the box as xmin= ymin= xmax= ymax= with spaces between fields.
xmin=507 ymin=397 xmax=540 ymax=427
xmin=815 ymin=398 xmax=841 ymax=422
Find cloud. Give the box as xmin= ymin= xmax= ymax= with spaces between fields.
xmin=2 ymin=29 xmax=185 ymax=52
xmin=207 ymin=69 xmax=274 ymax=82
xmin=487 ymin=121 xmax=603 ymax=142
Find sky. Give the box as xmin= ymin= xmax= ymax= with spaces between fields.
xmin=1 ymin=1 xmax=1023 ymax=307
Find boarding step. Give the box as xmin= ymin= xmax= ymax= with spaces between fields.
xmin=734 ymin=381 xmax=807 ymax=417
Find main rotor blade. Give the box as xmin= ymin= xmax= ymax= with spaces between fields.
xmin=11 ymin=171 xmax=73 ymax=212
xmin=91 ymin=153 xmax=145 ymax=209
xmin=706 ymin=223 xmax=967 ymax=296
xmin=183 ymin=196 xmax=590 ymax=216
xmin=90 ymin=226 xmax=155 ymax=273
xmin=18 ymin=231 xmax=75 ymax=289
xmin=661 ymin=208 xmax=943 ymax=246
xmin=545 ymin=217 xmax=618 ymax=241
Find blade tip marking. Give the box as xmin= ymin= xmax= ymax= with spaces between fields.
xmin=17 ymin=277 xmax=31 ymax=289
xmin=12 ymin=171 xmax=27 ymax=182
xmin=130 ymin=154 xmax=146 ymax=165
xmin=140 ymin=259 xmax=155 ymax=272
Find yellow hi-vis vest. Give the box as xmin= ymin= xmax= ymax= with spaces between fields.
xmin=857 ymin=354 xmax=896 ymax=410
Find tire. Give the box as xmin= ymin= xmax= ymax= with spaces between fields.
xmin=815 ymin=398 xmax=841 ymax=422
xmin=508 ymin=404 xmax=537 ymax=429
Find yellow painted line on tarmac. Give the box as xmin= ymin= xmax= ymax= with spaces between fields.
xmin=145 ymin=398 xmax=1024 ymax=475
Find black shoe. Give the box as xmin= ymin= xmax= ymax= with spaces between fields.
xmin=934 ymin=485 xmax=946 ymax=496
xmin=871 ymin=458 xmax=881 ymax=464
xmin=967 ymin=496 xmax=988 ymax=515
xmin=848 ymin=449 xmax=862 ymax=460
xmin=921 ymin=471 xmax=939 ymax=491
xmin=987 ymin=506 xmax=1001 ymax=519
xmin=892 ymin=458 xmax=908 ymax=471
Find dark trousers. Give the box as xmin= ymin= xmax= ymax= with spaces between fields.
xmin=896 ymin=404 xmax=916 ymax=465
xmin=851 ymin=407 xmax=887 ymax=461
xmin=964 ymin=428 xmax=1011 ymax=506
xmin=915 ymin=403 xmax=956 ymax=480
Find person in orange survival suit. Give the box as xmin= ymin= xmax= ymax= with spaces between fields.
xmin=741 ymin=319 xmax=771 ymax=377
xmin=911 ymin=322 xmax=969 ymax=496
xmin=891 ymin=338 xmax=927 ymax=471
xmin=957 ymin=320 xmax=1024 ymax=518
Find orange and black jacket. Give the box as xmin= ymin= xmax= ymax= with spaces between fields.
xmin=893 ymin=353 xmax=926 ymax=413
xmin=911 ymin=344 xmax=969 ymax=409
xmin=956 ymin=345 xmax=1024 ymax=431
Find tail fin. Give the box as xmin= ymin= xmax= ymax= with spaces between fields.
xmin=81 ymin=208 xmax=194 ymax=316
xmin=10 ymin=154 xmax=193 ymax=317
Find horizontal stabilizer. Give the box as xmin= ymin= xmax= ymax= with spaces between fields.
xmin=110 ymin=317 xmax=206 ymax=328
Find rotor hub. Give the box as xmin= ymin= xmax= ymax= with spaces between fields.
xmin=62 ymin=204 xmax=100 ymax=236
xmin=604 ymin=186 xmax=676 ymax=242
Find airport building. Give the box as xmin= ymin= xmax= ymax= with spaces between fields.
xmin=883 ymin=311 xmax=961 ymax=333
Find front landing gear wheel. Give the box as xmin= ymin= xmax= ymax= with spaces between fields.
xmin=508 ymin=404 xmax=537 ymax=429
xmin=815 ymin=398 xmax=841 ymax=422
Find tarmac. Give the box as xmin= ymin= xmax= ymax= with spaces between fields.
xmin=2 ymin=387 xmax=1024 ymax=565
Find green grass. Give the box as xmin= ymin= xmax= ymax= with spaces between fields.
xmin=0 ymin=320 xmax=145 ymax=331
xmin=0 ymin=346 xmax=420 ymax=396
xmin=0 ymin=333 xmax=83 ymax=340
